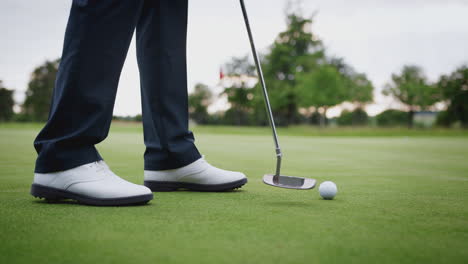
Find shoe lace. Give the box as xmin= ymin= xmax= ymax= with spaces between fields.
xmin=199 ymin=155 xmax=215 ymax=170
xmin=89 ymin=161 xmax=113 ymax=177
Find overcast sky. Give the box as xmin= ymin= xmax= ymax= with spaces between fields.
xmin=1 ymin=0 xmax=467 ymax=116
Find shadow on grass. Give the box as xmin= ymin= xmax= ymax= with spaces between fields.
xmin=172 ymin=189 xmax=246 ymax=194
xmin=264 ymin=201 xmax=315 ymax=208
xmin=32 ymin=199 xmax=154 ymax=207
xmin=30 ymin=189 xmax=246 ymax=207
xmin=264 ymin=198 xmax=343 ymax=207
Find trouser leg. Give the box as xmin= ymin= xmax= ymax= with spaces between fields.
xmin=34 ymin=0 xmax=144 ymax=173
xmin=136 ymin=0 xmax=201 ymax=170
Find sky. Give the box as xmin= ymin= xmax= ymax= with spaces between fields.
xmin=1 ymin=0 xmax=467 ymax=117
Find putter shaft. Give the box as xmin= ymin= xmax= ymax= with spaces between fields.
xmin=239 ymin=0 xmax=282 ymax=177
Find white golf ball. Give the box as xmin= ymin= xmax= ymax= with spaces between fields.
xmin=319 ymin=181 xmax=337 ymax=200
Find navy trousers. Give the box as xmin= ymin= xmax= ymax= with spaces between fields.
xmin=34 ymin=0 xmax=201 ymax=173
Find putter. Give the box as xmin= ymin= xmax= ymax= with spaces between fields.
xmin=239 ymin=0 xmax=316 ymax=190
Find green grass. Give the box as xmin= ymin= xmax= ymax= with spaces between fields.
xmin=3 ymin=121 xmax=468 ymax=137
xmin=1 ymin=123 xmax=467 ymax=264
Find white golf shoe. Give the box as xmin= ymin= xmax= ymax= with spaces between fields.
xmin=144 ymin=156 xmax=247 ymax=191
xmin=31 ymin=161 xmax=153 ymax=206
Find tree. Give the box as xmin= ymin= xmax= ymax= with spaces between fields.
xmin=347 ymin=73 xmax=373 ymax=106
xmin=437 ymin=65 xmax=468 ymax=127
xmin=296 ymin=64 xmax=348 ymax=126
xmin=375 ymin=109 xmax=408 ymax=127
xmin=0 ymin=81 xmax=14 ymax=122
xmin=23 ymin=59 xmax=60 ymax=121
xmin=257 ymin=11 xmax=326 ymax=126
xmin=329 ymin=57 xmax=373 ymax=107
xmin=221 ymin=56 xmax=256 ymax=126
xmin=223 ymin=55 xmax=256 ymax=77
xmin=188 ymin=83 xmax=212 ymax=124
xmin=337 ymin=108 xmax=369 ymax=126
xmin=383 ymin=65 xmax=439 ymax=128
xmin=223 ymin=87 xmax=255 ymax=126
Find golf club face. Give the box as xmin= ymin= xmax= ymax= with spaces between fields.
xmin=263 ymin=174 xmax=316 ymax=190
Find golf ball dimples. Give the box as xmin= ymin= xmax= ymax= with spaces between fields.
xmin=319 ymin=181 xmax=337 ymax=200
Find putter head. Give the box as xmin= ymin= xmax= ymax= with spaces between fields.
xmin=263 ymin=174 xmax=316 ymax=190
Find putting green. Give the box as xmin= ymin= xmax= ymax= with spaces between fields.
xmin=0 ymin=123 xmax=467 ymax=264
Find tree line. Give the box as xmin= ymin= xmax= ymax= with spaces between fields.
xmin=188 ymin=13 xmax=467 ymax=128
xmin=0 ymin=12 xmax=466 ymax=128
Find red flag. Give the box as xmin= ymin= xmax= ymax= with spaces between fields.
xmin=219 ymin=67 xmax=225 ymax=80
